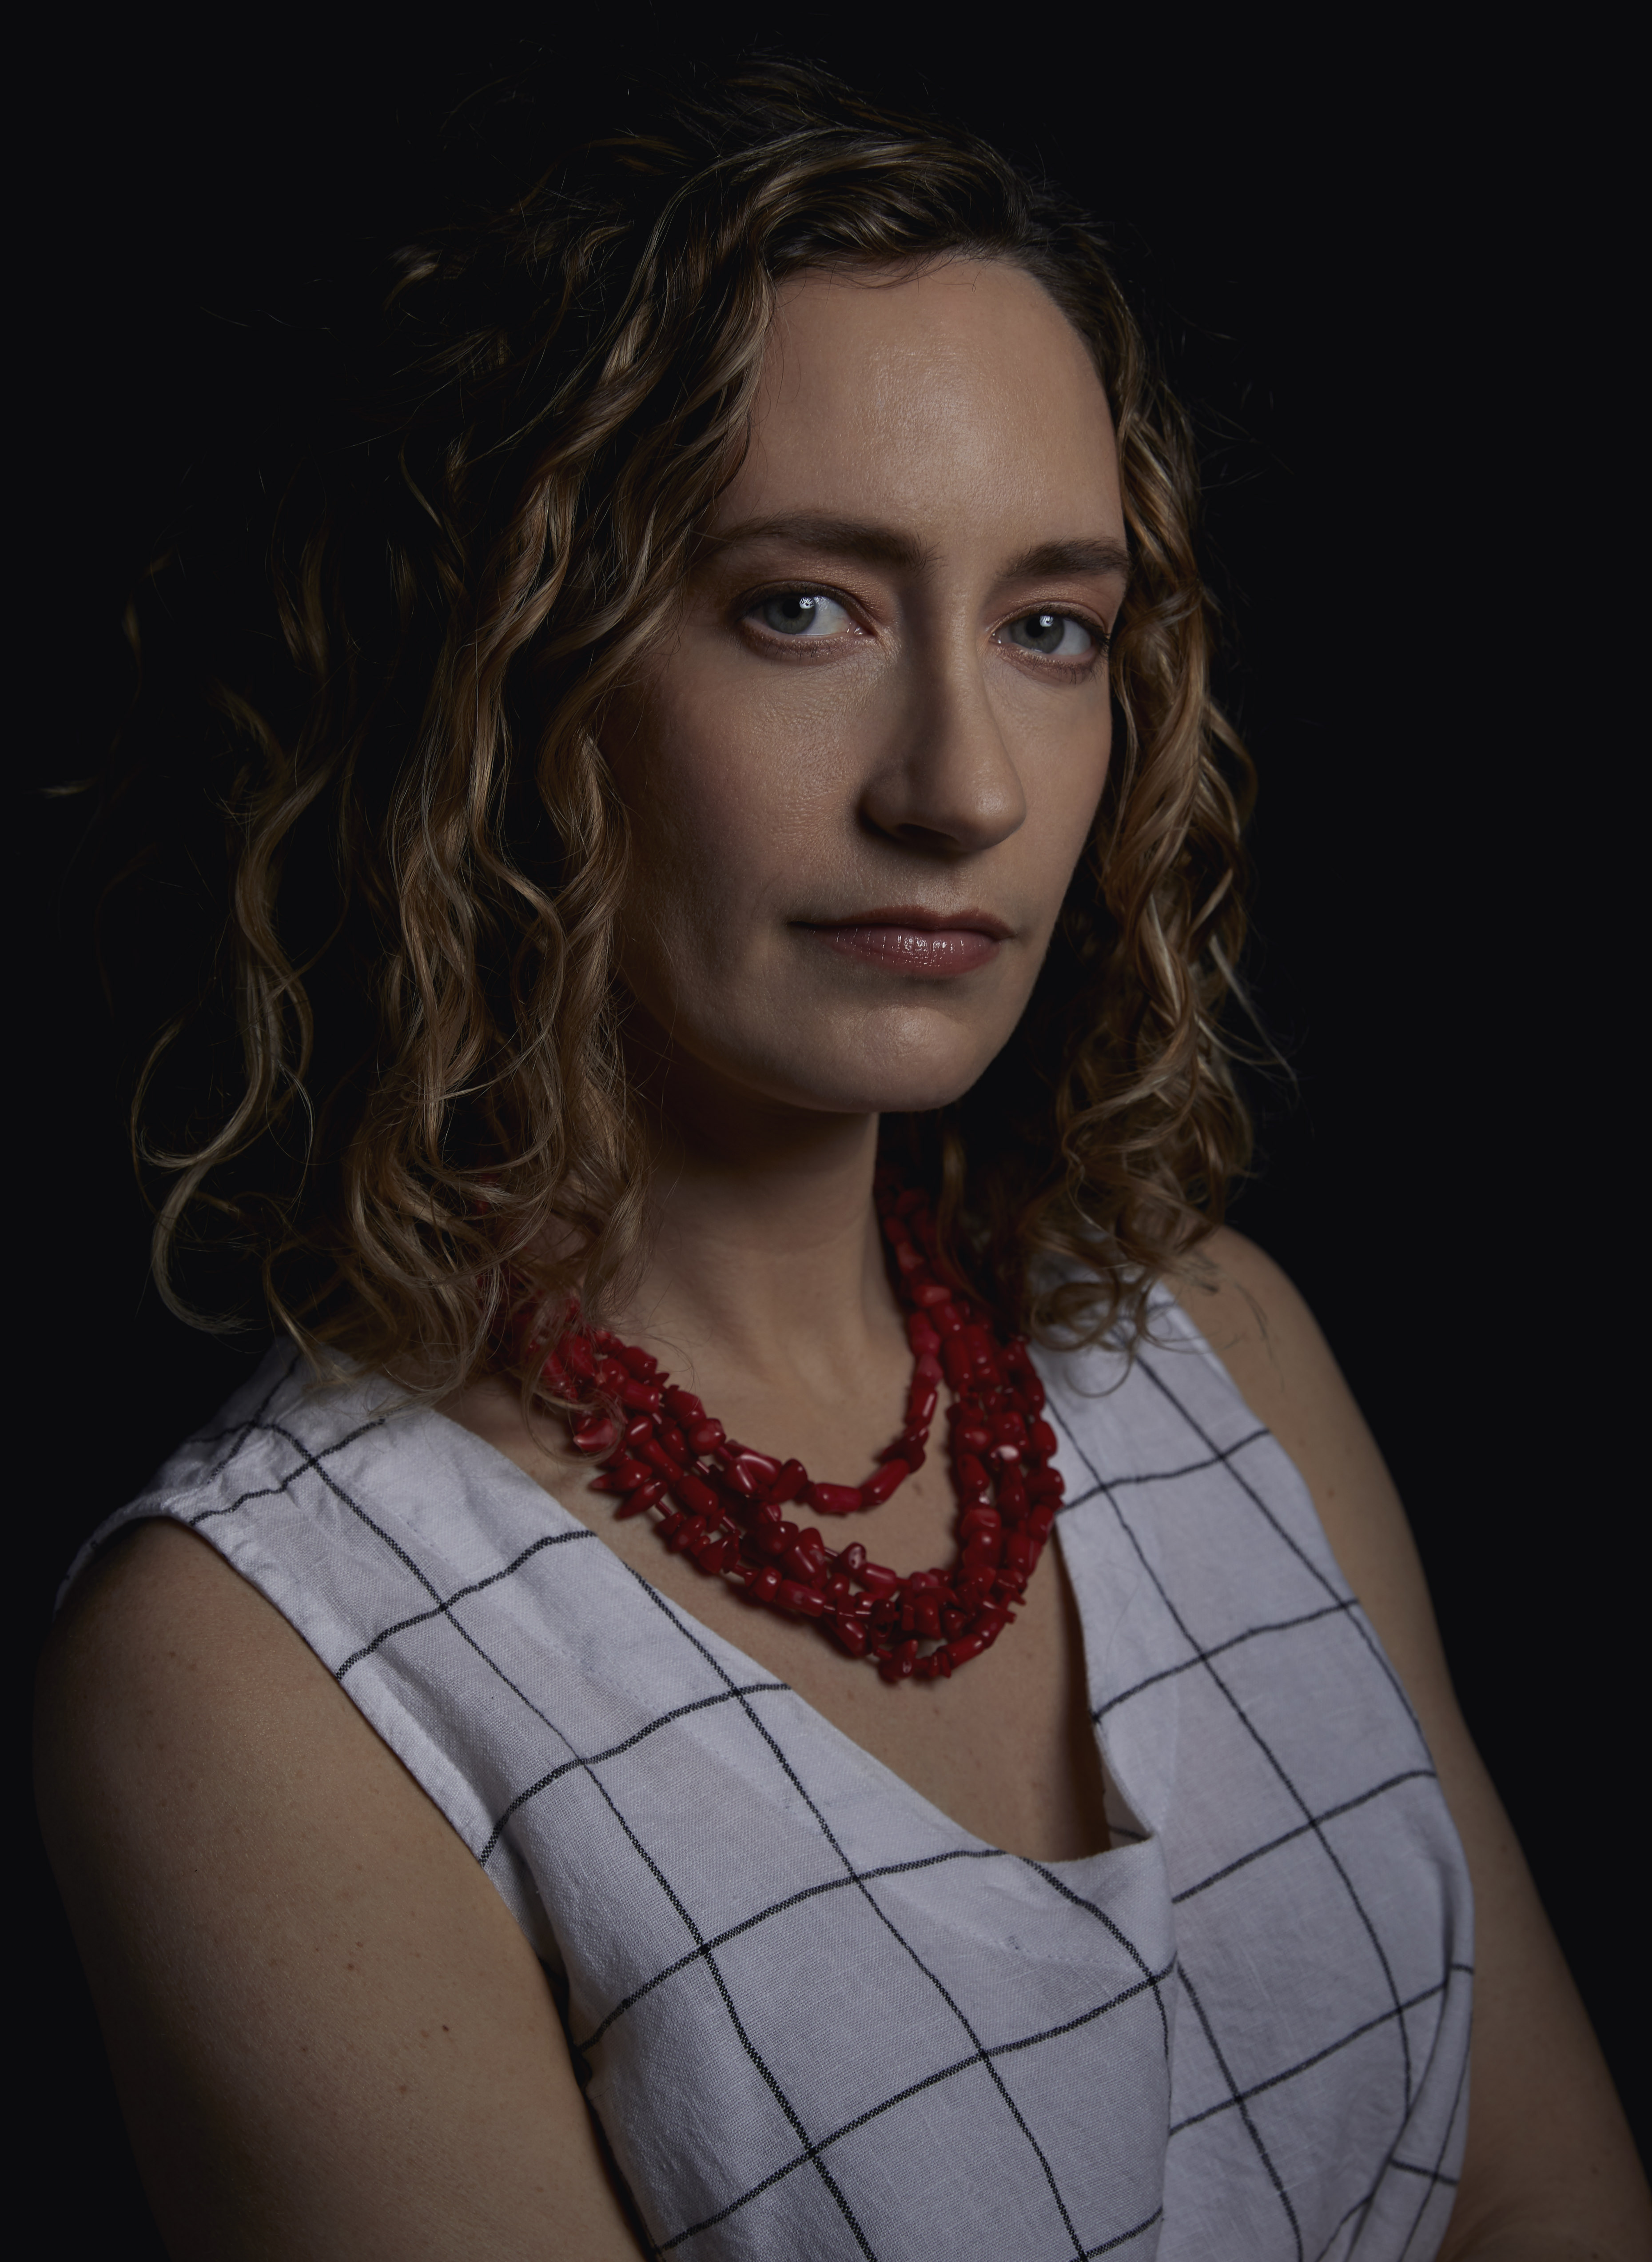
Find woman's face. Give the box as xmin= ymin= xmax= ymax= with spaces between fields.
xmin=605 ymin=256 xmax=1127 ymax=1124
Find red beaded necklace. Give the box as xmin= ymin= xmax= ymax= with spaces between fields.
xmin=524 ymin=1172 xmax=1064 ymax=1683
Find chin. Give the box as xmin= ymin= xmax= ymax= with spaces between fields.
xmin=760 ymin=1036 xmax=1002 ymax=1119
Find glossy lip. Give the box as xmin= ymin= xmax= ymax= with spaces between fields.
xmin=798 ymin=905 xmax=1011 ymax=978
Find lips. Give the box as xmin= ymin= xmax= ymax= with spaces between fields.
xmin=801 ymin=908 xmax=1009 ymax=978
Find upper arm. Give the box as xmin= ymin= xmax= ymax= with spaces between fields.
xmin=33 ymin=1519 xmax=644 ymax=2261
xmin=1176 ymin=1231 xmax=1649 ymax=2260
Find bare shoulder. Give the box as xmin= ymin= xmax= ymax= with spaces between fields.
xmin=1169 ymin=1226 xmax=1414 ymax=1632
xmin=1172 ymin=1229 xmax=1652 ymax=2258
xmin=1170 ymin=1225 xmax=1368 ymax=1467
xmin=35 ymin=1520 xmax=643 ymax=2260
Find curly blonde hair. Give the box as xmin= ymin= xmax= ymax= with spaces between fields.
xmin=111 ymin=60 xmax=1255 ymax=1391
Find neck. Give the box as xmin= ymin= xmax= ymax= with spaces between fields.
xmin=611 ymin=1042 xmax=904 ymax=1401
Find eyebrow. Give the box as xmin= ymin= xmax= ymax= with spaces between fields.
xmin=1003 ymin=536 xmax=1131 ymax=586
xmin=702 ymin=513 xmax=1131 ymax=588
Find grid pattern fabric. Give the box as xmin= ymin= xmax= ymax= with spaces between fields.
xmin=66 ymin=1297 xmax=1471 ymax=2261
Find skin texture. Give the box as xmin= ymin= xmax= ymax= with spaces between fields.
xmin=36 ymin=261 xmax=1651 ymax=2258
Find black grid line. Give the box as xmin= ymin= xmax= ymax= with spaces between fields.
xmin=478 ymin=1679 xmax=788 ymax=1863
xmin=1095 ymin=1595 xmax=1359 ymax=1719
xmin=575 ymin=1843 xmax=1011 ymax=2054
xmin=335 ymin=1526 xmax=597 ymax=1677
xmin=1370 ymin=1979 xmax=1474 ymax=2262
xmin=1056 ymin=1428 xmax=1273 ymax=1512
xmin=1178 ymin=1962 xmax=1305 ymax=2262
xmin=1319 ymin=1999 xmax=1472 ymax=2262
xmin=1171 ymin=1769 xmax=1439 ymax=1905
xmin=186 ymin=1418 xmax=386 ymax=1528
xmin=1133 ymin=1350 xmax=1430 ymax=1753
xmin=1051 ymin=1395 xmax=1422 ymax=2115
xmin=656 ymin=1959 xmax=1174 ymax=2256
xmin=1169 ymin=1970 xmax=1463 ymax=2137
xmin=1025 ymin=1858 xmax=1174 ymax=2060
xmin=1080 ymin=2213 xmax=1162 ymax=2258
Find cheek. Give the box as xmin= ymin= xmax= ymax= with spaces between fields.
xmin=621 ymin=672 xmax=858 ymax=901
xmin=1015 ymin=690 xmax=1113 ymax=875
xmin=609 ymin=684 xmax=817 ymax=980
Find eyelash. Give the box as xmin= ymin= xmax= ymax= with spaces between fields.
xmin=739 ymin=584 xmax=1111 ymax=670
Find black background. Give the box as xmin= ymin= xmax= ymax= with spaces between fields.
xmin=16 ymin=12 xmax=1642 ymax=2247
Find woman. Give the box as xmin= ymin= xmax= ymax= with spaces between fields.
xmin=34 ymin=64 xmax=1646 ymax=2262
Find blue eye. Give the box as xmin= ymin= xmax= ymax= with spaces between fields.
xmin=752 ymin=590 xmax=852 ymax=638
xmin=1004 ymin=610 xmax=1095 ymax=659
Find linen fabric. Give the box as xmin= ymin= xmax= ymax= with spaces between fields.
xmin=65 ymin=1298 xmax=1472 ymax=2261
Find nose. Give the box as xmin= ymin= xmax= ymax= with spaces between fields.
xmin=857 ymin=627 xmax=1027 ymax=857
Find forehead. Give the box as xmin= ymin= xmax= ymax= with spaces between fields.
xmin=725 ymin=258 xmax=1123 ymax=537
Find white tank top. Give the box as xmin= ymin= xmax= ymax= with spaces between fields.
xmin=67 ymin=1295 xmax=1472 ymax=2261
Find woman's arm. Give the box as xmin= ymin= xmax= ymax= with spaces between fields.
xmin=1178 ymin=1229 xmax=1649 ymax=2262
xmin=33 ymin=1519 xmax=646 ymax=2261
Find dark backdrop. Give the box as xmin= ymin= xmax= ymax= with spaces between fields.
xmin=16 ymin=15 xmax=1640 ymax=2247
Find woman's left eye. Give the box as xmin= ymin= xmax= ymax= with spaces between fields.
xmin=749 ymin=590 xmax=853 ymax=638
xmin=1002 ymin=610 xmax=1096 ymax=660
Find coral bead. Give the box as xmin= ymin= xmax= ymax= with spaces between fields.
xmin=807 ymin=1481 xmax=863 ymax=1517
xmin=858 ymin=1462 xmax=907 ymax=1506
xmin=590 ymin=1458 xmax=653 ymax=1493
xmin=672 ymin=1473 xmax=721 ymax=1519
xmin=1001 ymin=1530 xmax=1034 ymax=1573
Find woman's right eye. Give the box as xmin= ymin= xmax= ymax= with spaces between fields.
xmin=748 ymin=590 xmax=852 ymax=638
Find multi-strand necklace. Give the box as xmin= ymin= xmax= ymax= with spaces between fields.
xmin=527 ymin=1173 xmax=1063 ymax=1683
